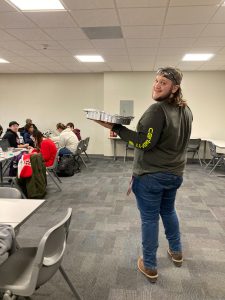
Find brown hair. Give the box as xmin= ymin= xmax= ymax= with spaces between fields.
xmin=66 ymin=122 xmax=74 ymax=129
xmin=32 ymin=130 xmax=43 ymax=150
xmin=0 ymin=124 xmax=3 ymax=136
xmin=167 ymin=88 xmax=187 ymax=107
xmin=157 ymin=67 xmax=187 ymax=107
xmin=56 ymin=123 xmax=66 ymax=130
xmin=24 ymin=123 xmax=34 ymax=131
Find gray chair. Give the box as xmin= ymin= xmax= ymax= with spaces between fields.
xmin=82 ymin=137 xmax=90 ymax=162
xmin=46 ymin=148 xmax=62 ymax=191
xmin=187 ymin=138 xmax=202 ymax=166
xmin=0 ymin=187 xmax=22 ymax=199
xmin=74 ymin=140 xmax=87 ymax=168
xmin=205 ymin=142 xmax=225 ymax=174
xmin=0 ymin=208 xmax=82 ymax=300
xmin=124 ymin=142 xmax=134 ymax=162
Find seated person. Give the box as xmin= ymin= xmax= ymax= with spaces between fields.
xmin=2 ymin=121 xmax=29 ymax=148
xmin=0 ymin=124 xmax=3 ymax=137
xmin=66 ymin=122 xmax=82 ymax=141
xmin=32 ymin=130 xmax=57 ymax=167
xmin=52 ymin=123 xmax=78 ymax=156
xmin=23 ymin=123 xmax=35 ymax=147
xmin=19 ymin=118 xmax=37 ymax=137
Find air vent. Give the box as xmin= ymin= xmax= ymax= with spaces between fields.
xmin=82 ymin=26 xmax=123 ymax=40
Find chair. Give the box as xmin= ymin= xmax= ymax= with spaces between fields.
xmin=82 ymin=137 xmax=90 ymax=162
xmin=0 ymin=208 xmax=82 ymax=300
xmin=46 ymin=148 xmax=62 ymax=191
xmin=187 ymin=138 xmax=202 ymax=166
xmin=124 ymin=142 xmax=134 ymax=162
xmin=74 ymin=140 xmax=87 ymax=168
xmin=0 ymin=187 xmax=22 ymax=199
xmin=205 ymin=141 xmax=225 ymax=175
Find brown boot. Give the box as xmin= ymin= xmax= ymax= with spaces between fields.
xmin=137 ymin=257 xmax=158 ymax=283
xmin=167 ymin=249 xmax=183 ymax=267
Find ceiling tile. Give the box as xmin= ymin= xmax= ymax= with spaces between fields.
xmin=131 ymin=62 xmax=154 ymax=71
xmin=193 ymin=37 xmax=225 ymax=47
xmin=210 ymin=6 xmax=225 ymax=23
xmin=71 ymin=49 xmax=99 ymax=55
xmin=116 ymin=0 xmax=169 ymax=8
xmin=25 ymin=40 xmax=64 ymax=50
xmin=25 ymin=56 xmax=55 ymax=63
xmin=160 ymin=38 xmax=196 ymax=47
xmin=38 ymin=49 xmax=71 ymax=57
xmin=24 ymin=11 xmax=77 ymax=28
xmin=6 ymin=28 xmax=53 ymax=41
xmin=162 ymin=24 xmax=205 ymax=38
xmin=122 ymin=26 xmax=162 ymax=38
xmin=70 ymin=9 xmax=119 ymax=27
xmin=84 ymin=63 xmax=112 ymax=72
xmin=43 ymin=28 xmax=87 ymax=40
xmin=170 ymin=0 xmax=221 ymax=6
xmin=126 ymin=38 xmax=160 ymax=48
xmin=157 ymin=47 xmax=187 ymax=55
xmin=0 ymin=28 xmax=17 ymax=40
xmin=0 ymin=40 xmax=34 ymax=50
xmin=128 ymin=48 xmax=157 ymax=55
xmin=165 ymin=6 xmax=217 ymax=24
xmin=58 ymin=39 xmax=94 ymax=50
xmin=119 ymin=8 xmax=166 ymax=25
xmin=102 ymin=55 xmax=129 ymax=62
xmin=107 ymin=62 xmax=132 ymax=71
xmin=97 ymin=48 xmax=128 ymax=55
xmin=10 ymin=49 xmax=42 ymax=56
xmin=0 ymin=0 xmax=17 ymax=12
xmin=0 ymin=12 xmax=35 ymax=28
xmin=198 ymin=65 xmax=224 ymax=70
xmin=129 ymin=55 xmax=155 ymax=62
xmin=92 ymin=39 xmax=126 ymax=49
xmin=201 ymin=24 xmax=225 ymax=36
xmin=62 ymin=0 xmax=114 ymax=9
xmin=188 ymin=46 xmax=222 ymax=53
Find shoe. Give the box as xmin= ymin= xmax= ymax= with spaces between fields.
xmin=167 ymin=249 xmax=183 ymax=267
xmin=137 ymin=257 xmax=158 ymax=283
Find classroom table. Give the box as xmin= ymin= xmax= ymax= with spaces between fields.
xmin=0 ymin=198 xmax=45 ymax=230
xmin=109 ymin=137 xmax=125 ymax=160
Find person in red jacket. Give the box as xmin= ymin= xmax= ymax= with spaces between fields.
xmin=32 ymin=130 xmax=57 ymax=167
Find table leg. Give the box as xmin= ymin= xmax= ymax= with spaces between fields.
xmin=113 ymin=140 xmax=117 ymax=161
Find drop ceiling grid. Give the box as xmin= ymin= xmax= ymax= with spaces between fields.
xmin=0 ymin=0 xmax=225 ymax=72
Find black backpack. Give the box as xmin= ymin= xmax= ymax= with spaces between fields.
xmin=57 ymin=154 xmax=80 ymax=177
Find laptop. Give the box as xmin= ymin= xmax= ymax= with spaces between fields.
xmin=0 ymin=139 xmax=10 ymax=152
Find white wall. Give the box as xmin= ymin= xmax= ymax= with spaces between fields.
xmin=0 ymin=71 xmax=225 ymax=156
xmin=0 ymin=73 xmax=104 ymax=154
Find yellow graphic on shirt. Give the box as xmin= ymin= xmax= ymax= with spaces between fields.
xmin=128 ymin=128 xmax=153 ymax=149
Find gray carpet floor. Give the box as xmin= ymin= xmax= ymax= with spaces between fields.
xmin=15 ymin=158 xmax=225 ymax=300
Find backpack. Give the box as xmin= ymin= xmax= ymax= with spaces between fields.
xmin=57 ymin=154 xmax=80 ymax=177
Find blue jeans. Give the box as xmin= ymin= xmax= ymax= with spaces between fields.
xmin=59 ymin=147 xmax=73 ymax=157
xmin=132 ymin=172 xmax=183 ymax=270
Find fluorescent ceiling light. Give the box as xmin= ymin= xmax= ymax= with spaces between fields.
xmin=7 ymin=0 xmax=65 ymax=11
xmin=182 ymin=53 xmax=214 ymax=61
xmin=75 ymin=55 xmax=104 ymax=62
xmin=0 ymin=58 xmax=9 ymax=63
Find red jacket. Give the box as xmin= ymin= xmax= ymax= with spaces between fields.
xmin=40 ymin=139 xmax=57 ymax=167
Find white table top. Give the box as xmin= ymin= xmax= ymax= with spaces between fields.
xmin=0 ymin=199 xmax=45 ymax=229
xmin=0 ymin=148 xmax=27 ymax=162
